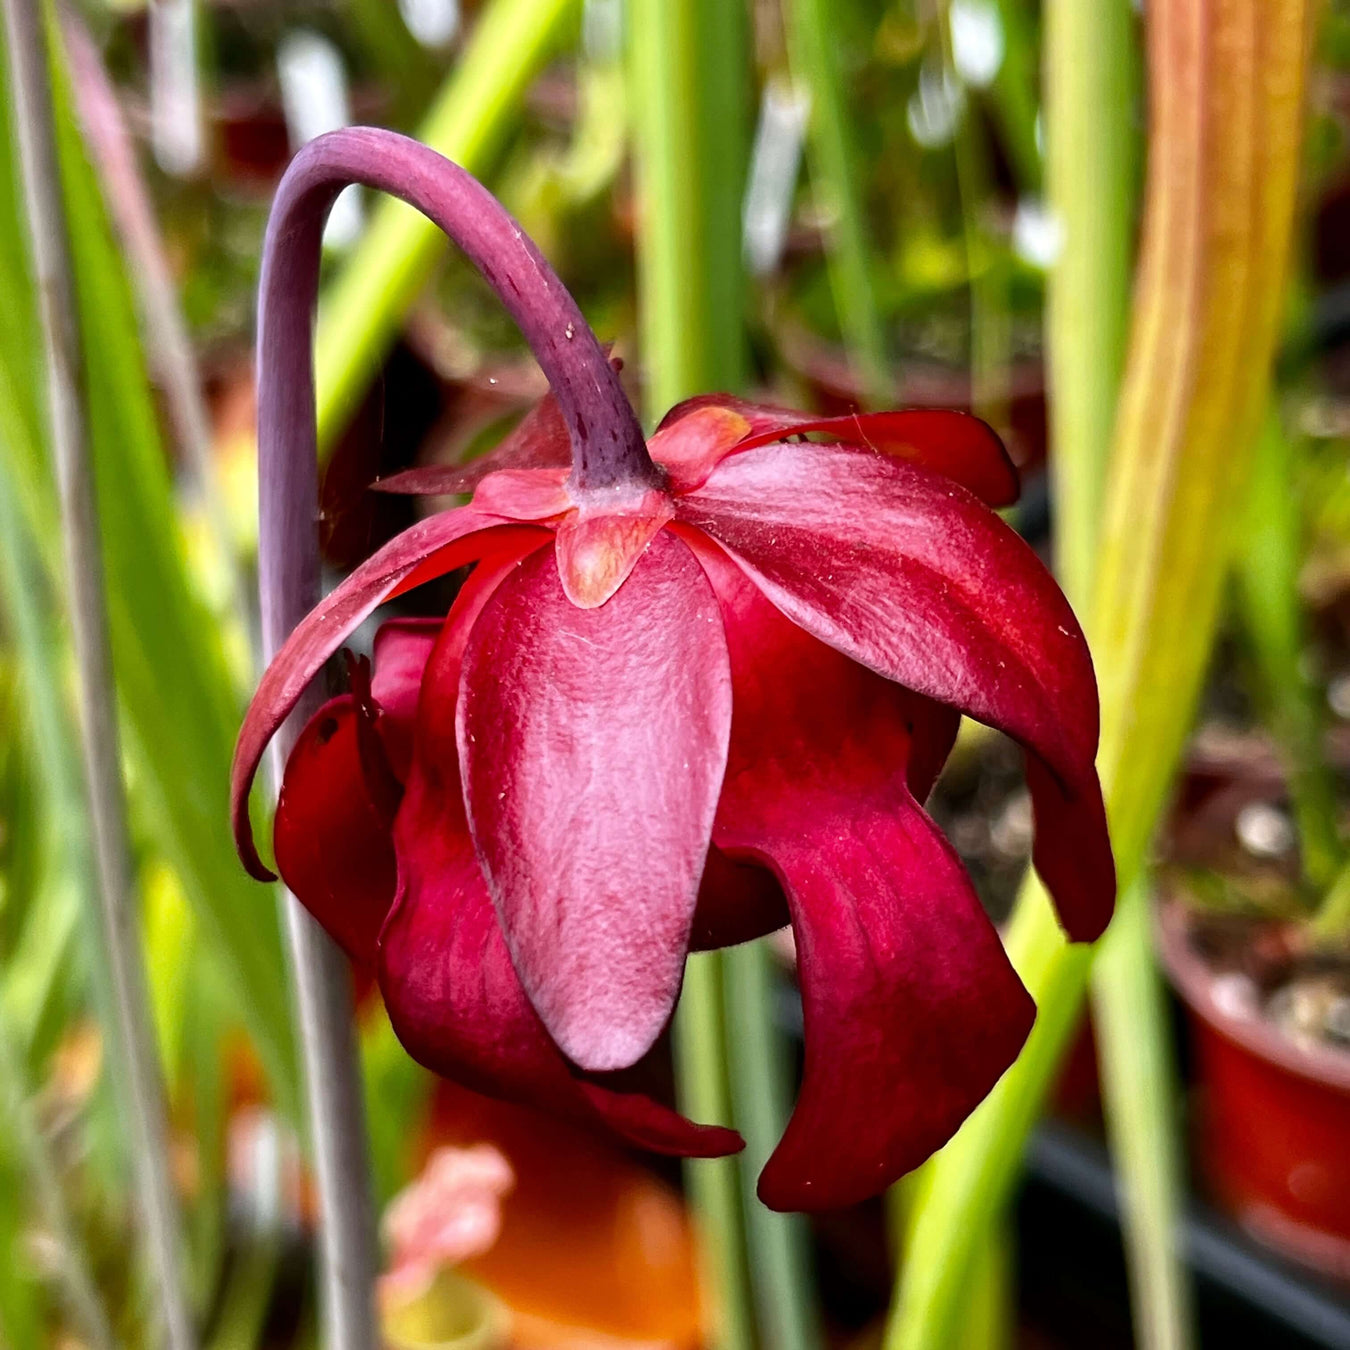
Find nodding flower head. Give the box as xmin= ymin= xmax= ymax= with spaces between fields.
xmin=233 ymin=127 xmax=1115 ymax=1213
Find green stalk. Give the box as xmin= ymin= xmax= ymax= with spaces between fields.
xmin=3 ymin=0 xmax=194 ymax=1341
xmin=724 ymin=942 xmax=823 ymax=1350
xmin=671 ymin=954 xmax=756 ymax=1350
xmin=629 ymin=0 xmax=747 ymax=410
xmin=888 ymin=3 xmax=1314 ymax=1346
xmin=786 ymin=0 xmax=891 ymax=407
xmin=628 ymin=3 xmax=774 ymax=1347
xmin=315 ymin=0 xmax=579 ymax=457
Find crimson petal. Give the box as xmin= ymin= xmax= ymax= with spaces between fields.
xmin=370 ymin=618 xmax=442 ymax=782
xmin=704 ymin=558 xmax=1034 ymax=1209
xmin=748 ymin=796 xmax=1035 ymax=1211
xmin=678 ymin=441 xmax=1114 ymax=941
xmin=457 ymin=532 xmax=732 ymax=1072
xmin=382 ymin=558 xmax=740 ymax=1158
xmin=659 ymin=394 xmax=1018 ymax=505
xmin=381 ymin=768 xmax=742 ymax=1159
xmin=273 ymin=696 xmax=397 ymax=966
xmin=231 ymin=510 xmax=547 ymax=880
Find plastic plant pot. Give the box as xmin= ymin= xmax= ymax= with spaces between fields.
xmin=1157 ymin=899 xmax=1350 ymax=1283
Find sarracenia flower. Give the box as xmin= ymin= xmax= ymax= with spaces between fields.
xmin=233 ymin=127 xmax=1115 ymax=1212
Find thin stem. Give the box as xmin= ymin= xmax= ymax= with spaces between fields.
xmin=0 ymin=0 xmax=195 ymax=1346
xmin=723 ymin=942 xmax=823 ymax=1350
xmin=671 ymin=954 xmax=756 ymax=1350
xmin=260 ymin=128 xmax=653 ymax=516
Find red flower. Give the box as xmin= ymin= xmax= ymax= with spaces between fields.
xmin=234 ymin=129 xmax=1114 ymax=1212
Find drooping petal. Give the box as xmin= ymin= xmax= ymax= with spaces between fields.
xmin=381 ymin=769 xmax=743 ymax=1160
xmin=657 ymin=394 xmax=1019 ymax=505
xmin=273 ymin=695 xmax=398 ymax=966
xmin=382 ymin=563 xmax=740 ymax=1158
xmin=747 ymin=796 xmax=1035 ymax=1211
xmin=701 ymin=555 xmax=1034 ymax=1209
xmin=678 ymin=441 xmax=1114 ymax=941
xmin=371 ymin=618 xmax=443 ymax=782
xmin=457 ymin=532 xmax=732 ymax=1072
xmin=231 ymin=510 xmax=547 ymax=880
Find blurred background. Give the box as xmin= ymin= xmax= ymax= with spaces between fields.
xmin=2 ymin=0 xmax=1350 ymax=1346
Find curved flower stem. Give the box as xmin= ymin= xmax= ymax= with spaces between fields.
xmin=257 ymin=125 xmax=655 ymax=1349
xmin=1 ymin=0 xmax=195 ymax=1345
xmin=262 ymin=129 xmax=653 ymax=503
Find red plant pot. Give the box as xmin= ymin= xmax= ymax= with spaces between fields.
xmin=1157 ymin=902 xmax=1350 ymax=1282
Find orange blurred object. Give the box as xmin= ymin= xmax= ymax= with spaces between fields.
xmin=420 ymin=1082 xmax=705 ymax=1348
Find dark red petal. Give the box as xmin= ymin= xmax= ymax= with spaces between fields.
xmin=689 ymin=846 xmax=789 ymax=952
xmin=457 ymin=532 xmax=732 ymax=1072
xmin=678 ymin=441 xmax=1115 ymax=941
xmin=370 ymin=618 xmax=442 ymax=782
xmin=273 ymin=695 xmax=397 ymax=966
xmin=748 ymin=796 xmax=1034 ymax=1211
xmin=231 ymin=513 xmax=546 ymax=881
xmin=382 ymin=562 xmax=740 ymax=1159
xmin=381 ymin=775 xmax=742 ymax=1160
xmin=657 ymin=395 xmax=1018 ymax=506
xmin=701 ymin=557 xmax=1033 ymax=1209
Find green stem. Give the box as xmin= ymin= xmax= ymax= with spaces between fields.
xmin=628 ymin=0 xmax=747 ymax=413
xmin=628 ymin=3 xmax=763 ymax=1345
xmin=1042 ymin=4 xmax=1194 ymax=1349
xmin=1090 ymin=880 xmax=1193 ymax=1350
xmin=314 ymin=0 xmax=579 ymax=457
xmin=786 ymin=0 xmax=890 ymax=407
xmin=672 ymin=954 xmax=756 ymax=1350
xmin=723 ymin=942 xmax=823 ymax=1350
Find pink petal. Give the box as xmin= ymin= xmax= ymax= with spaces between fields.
xmin=457 ymin=532 xmax=732 ymax=1072
xmin=231 ymin=511 xmax=546 ymax=880
xmin=273 ymin=695 xmax=398 ymax=966
xmin=704 ymin=563 xmax=1034 ymax=1209
xmin=381 ymin=570 xmax=740 ymax=1157
xmin=678 ymin=441 xmax=1115 ymax=941
xmin=371 ymin=618 xmax=443 ymax=782
xmin=658 ymin=395 xmax=1018 ymax=505
xmin=381 ymin=773 xmax=742 ymax=1159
